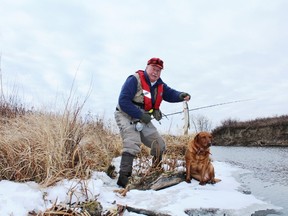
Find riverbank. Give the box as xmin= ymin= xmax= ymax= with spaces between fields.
xmin=212 ymin=115 xmax=288 ymax=146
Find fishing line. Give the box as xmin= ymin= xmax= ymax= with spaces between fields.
xmin=163 ymin=98 xmax=255 ymax=118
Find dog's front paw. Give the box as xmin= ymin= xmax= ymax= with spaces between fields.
xmin=199 ymin=181 xmax=207 ymax=186
xmin=185 ymin=179 xmax=191 ymax=183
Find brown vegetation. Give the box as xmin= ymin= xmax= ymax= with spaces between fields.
xmin=0 ymin=97 xmax=191 ymax=186
xmin=0 ymin=98 xmax=123 ymax=186
xmin=212 ymin=115 xmax=288 ymax=146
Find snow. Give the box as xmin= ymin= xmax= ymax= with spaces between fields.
xmin=0 ymin=157 xmax=282 ymax=216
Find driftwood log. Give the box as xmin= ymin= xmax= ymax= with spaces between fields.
xmin=114 ymin=169 xmax=186 ymax=196
xmin=150 ymin=171 xmax=186 ymax=190
xmin=117 ymin=204 xmax=172 ymax=216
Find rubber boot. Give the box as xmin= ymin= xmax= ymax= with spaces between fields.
xmin=117 ymin=152 xmax=134 ymax=188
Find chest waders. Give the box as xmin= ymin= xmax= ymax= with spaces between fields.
xmin=116 ymin=71 xmax=165 ymax=188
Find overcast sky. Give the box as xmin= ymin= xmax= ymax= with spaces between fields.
xmin=1 ymin=0 xmax=287 ymax=134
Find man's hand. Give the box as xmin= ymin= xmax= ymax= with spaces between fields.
xmin=140 ymin=113 xmax=152 ymax=124
xmin=179 ymin=92 xmax=191 ymax=101
xmin=153 ymin=109 xmax=162 ymax=121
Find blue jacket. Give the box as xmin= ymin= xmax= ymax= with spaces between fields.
xmin=118 ymin=70 xmax=183 ymax=119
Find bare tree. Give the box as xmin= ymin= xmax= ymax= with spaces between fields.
xmin=190 ymin=114 xmax=212 ymax=133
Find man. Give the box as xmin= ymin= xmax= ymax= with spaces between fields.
xmin=114 ymin=57 xmax=190 ymax=188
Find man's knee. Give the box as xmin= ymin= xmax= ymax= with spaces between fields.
xmin=123 ymin=145 xmax=141 ymax=156
xmin=122 ymin=130 xmax=142 ymax=155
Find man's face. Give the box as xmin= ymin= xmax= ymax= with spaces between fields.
xmin=146 ymin=65 xmax=162 ymax=83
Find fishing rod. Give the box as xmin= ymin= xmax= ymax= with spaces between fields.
xmin=164 ymin=98 xmax=254 ymax=117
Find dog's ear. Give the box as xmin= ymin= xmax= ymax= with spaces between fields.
xmin=194 ymin=133 xmax=200 ymax=143
xmin=188 ymin=139 xmax=194 ymax=152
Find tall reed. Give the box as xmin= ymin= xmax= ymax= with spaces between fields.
xmin=0 ymin=100 xmax=122 ymax=186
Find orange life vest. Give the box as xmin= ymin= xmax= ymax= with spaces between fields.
xmin=137 ymin=70 xmax=163 ymax=111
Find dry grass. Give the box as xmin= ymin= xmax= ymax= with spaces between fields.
xmin=0 ymin=96 xmax=192 ymax=186
xmin=132 ymin=134 xmax=192 ymax=176
xmin=0 ymin=99 xmax=122 ymax=186
xmin=164 ymin=134 xmax=191 ymax=157
xmin=0 ymin=92 xmax=195 ymax=215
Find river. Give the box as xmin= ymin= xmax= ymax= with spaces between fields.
xmin=211 ymin=146 xmax=288 ymax=216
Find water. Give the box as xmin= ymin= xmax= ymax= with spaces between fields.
xmin=211 ymin=146 xmax=288 ymax=215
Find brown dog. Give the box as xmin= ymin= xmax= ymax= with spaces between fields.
xmin=185 ymin=131 xmax=221 ymax=185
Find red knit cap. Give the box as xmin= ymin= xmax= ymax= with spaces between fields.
xmin=147 ymin=57 xmax=164 ymax=69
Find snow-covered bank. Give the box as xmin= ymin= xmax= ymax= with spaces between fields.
xmin=0 ymin=158 xmax=282 ymax=216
